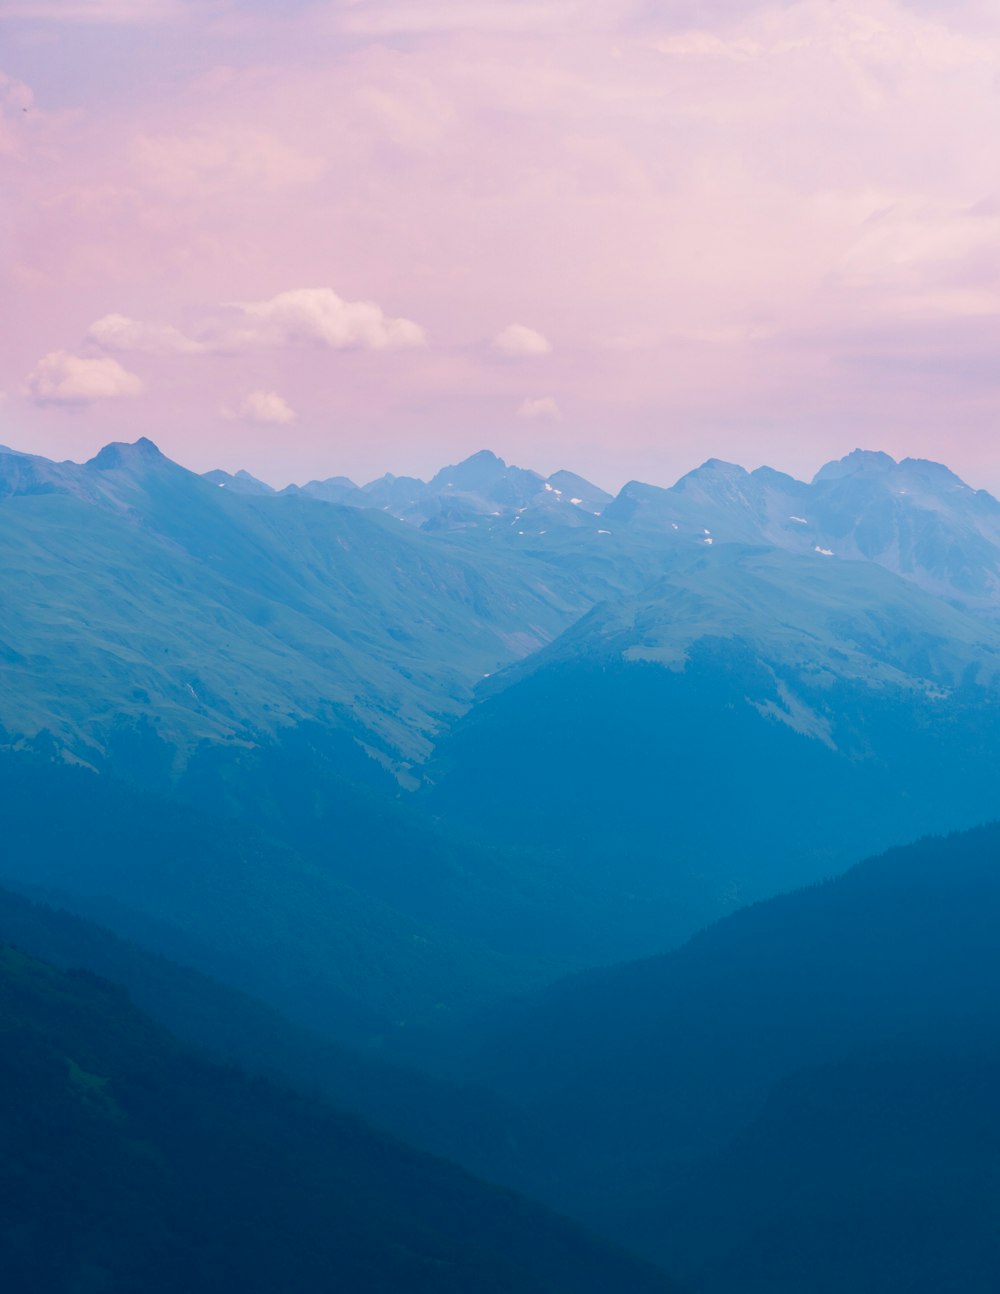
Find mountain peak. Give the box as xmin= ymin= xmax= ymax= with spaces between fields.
xmin=812 ymin=449 xmax=896 ymax=484
xmin=897 ymin=457 xmax=969 ymax=489
xmin=87 ymin=437 xmax=168 ymax=473
xmin=203 ymin=468 xmax=275 ymax=495
xmin=429 ymin=450 xmax=509 ymax=491
xmin=673 ymin=458 xmax=750 ymax=490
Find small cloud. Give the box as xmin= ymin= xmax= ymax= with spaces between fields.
xmin=517 ymin=395 xmax=561 ymax=420
xmin=212 ymin=287 xmax=426 ymax=353
xmin=492 ymin=323 xmax=552 ymax=357
xmin=224 ymin=390 xmax=297 ymax=426
xmin=87 ymin=312 xmax=203 ymax=355
xmin=25 ymin=350 xmax=144 ymax=404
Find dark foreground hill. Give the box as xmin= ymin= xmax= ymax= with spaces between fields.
xmin=661 ymin=1043 xmax=1000 ymax=1294
xmin=0 ymin=944 xmax=678 ymax=1294
xmin=0 ymin=880 xmax=529 ymax=1185
xmin=438 ymin=821 xmax=1000 ymax=1286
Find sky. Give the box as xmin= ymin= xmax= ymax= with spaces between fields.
xmin=2 ymin=0 xmax=1000 ymax=492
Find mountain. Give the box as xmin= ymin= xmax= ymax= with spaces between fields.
xmin=602 ymin=450 xmax=1000 ymax=618
xmin=361 ymin=450 xmax=612 ymax=534
xmin=435 ymin=821 xmax=1000 ymax=1285
xmin=0 ymin=748 xmax=602 ymax=1045
xmin=219 ymin=449 xmax=614 ymax=534
xmin=197 ymin=443 xmax=1000 ymax=631
xmin=0 ymin=943 xmax=678 ymax=1294
xmin=0 ymin=880 xmax=534 ymax=1183
xmin=200 ymin=445 xmax=1000 ymax=622
xmin=423 ymin=543 xmax=1000 ymax=958
xmin=10 ymin=437 xmax=1000 ymax=1002
xmin=0 ymin=439 xmax=586 ymax=766
xmin=661 ymin=1043 xmax=1000 ymax=1293
xmin=11 ymin=437 xmax=1000 ymax=777
xmin=281 ymin=474 xmax=366 ymax=505
xmin=202 ymin=467 xmax=276 ymax=495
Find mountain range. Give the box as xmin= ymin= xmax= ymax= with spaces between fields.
xmin=6 ymin=438 xmax=1000 ymax=1023
xmin=5 ymin=434 xmax=1000 ymax=1289
xmin=208 ymin=445 xmax=1000 ymax=617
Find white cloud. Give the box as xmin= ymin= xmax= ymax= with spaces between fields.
xmin=492 ymin=323 xmax=552 ymax=357
xmin=227 ymin=390 xmax=297 ymax=426
xmin=517 ymin=395 xmax=561 ymax=420
xmin=25 ymin=351 xmax=144 ymax=404
xmin=87 ymin=312 xmax=204 ymax=355
xmin=212 ymin=287 xmax=426 ymax=352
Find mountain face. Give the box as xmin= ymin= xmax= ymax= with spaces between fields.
xmin=0 ymin=880 xmax=534 ymax=1185
xmin=435 ymin=821 xmax=1000 ymax=1288
xmin=208 ymin=445 xmax=1000 ymax=620
xmin=0 ymin=748 xmax=609 ymax=1045
xmin=208 ymin=449 xmax=613 ymax=534
xmin=601 ymin=449 xmax=1000 ymax=617
xmin=7 ymin=437 xmax=1000 ymax=996
xmin=0 ymin=943 xmax=678 ymax=1294
xmin=422 ymin=544 xmax=1000 ymax=958
xmin=0 ymin=439 xmax=590 ymax=766
xmin=662 ymin=1044 xmax=1000 ymax=1294
xmin=8 ymin=437 xmax=1000 ymax=776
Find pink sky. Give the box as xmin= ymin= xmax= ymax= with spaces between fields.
xmin=3 ymin=0 xmax=1000 ymax=491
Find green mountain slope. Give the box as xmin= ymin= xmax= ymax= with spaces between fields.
xmin=0 ymin=440 xmax=582 ymax=765
xmin=423 ymin=545 xmax=1000 ymax=958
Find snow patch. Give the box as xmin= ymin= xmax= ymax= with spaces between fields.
xmin=570 ymin=497 xmax=583 ymax=505
xmin=815 ymin=546 xmax=834 ymax=556
xmin=703 ymin=537 xmax=714 ymax=545
xmin=544 ymin=482 xmax=554 ymax=492
xmin=598 ymin=528 xmax=611 ymax=534
xmin=789 ymin=515 xmax=807 ymax=524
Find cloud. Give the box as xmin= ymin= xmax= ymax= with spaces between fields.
xmin=213 ymin=287 xmax=427 ymax=352
xmin=226 ymin=389 xmax=297 ymax=426
xmin=517 ymin=395 xmax=561 ymax=419
xmin=492 ymin=323 xmax=553 ymax=357
xmin=25 ymin=351 xmax=144 ymax=404
xmin=87 ymin=312 xmax=204 ymax=354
